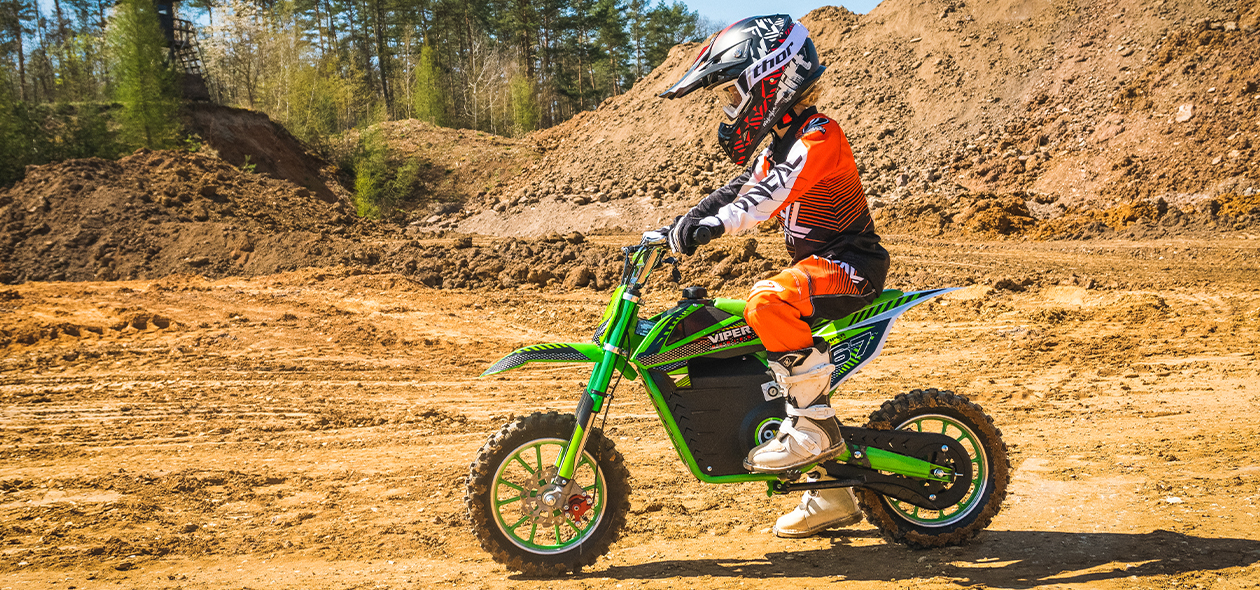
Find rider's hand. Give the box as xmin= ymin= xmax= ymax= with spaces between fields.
xmin=640 ymin=226 xmax=670 ymax=245
xmin=667 ymin=215 xmax=724 ymax=256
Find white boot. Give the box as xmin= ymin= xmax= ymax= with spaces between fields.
xmin=774 ymin=483 xmax=862 ymax=538
xmin=745 ymin=339 xmax=845 ymax=473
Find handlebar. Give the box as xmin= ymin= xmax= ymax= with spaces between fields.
xmin=692 ymin=225 xmax=713 ymax=246
xmin=629 ymin=222 xmax=711 ymax=288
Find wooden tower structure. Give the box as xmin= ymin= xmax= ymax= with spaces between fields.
xmin=154 ymin=0 xmax=212 ymax=101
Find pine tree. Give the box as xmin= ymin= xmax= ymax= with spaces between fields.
xmin=593 ymin=0 xmax=627 ymax=96
xmin=108 ymin=0 xmax=180 ymax=149
xmin=412 ymin=43 xmax=445 ymax=126
xmin=644 ymin=0 xmax=700 ymax=67
xmin=0 ymin=0 xmax=35 ymax=101
xmin=509 ymin=72 xmax=536 ymax=136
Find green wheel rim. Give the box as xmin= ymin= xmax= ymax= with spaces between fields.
xmin=490 ymin=438 xmax=607 ymax=554
xmin=754 ymin=417 xmax=783 ymax=446
xmin=886 ymin=413 xmax=989 ymax=527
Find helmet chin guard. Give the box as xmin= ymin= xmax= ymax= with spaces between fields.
xmin=660 ymin=14 xmax=826 ymax=166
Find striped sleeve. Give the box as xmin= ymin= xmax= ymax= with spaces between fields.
xmin=712 ymin=137 xmax=826 ymax=234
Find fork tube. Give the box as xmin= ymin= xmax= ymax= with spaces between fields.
xmin=556 ymin=288 xmax=639 ymax=480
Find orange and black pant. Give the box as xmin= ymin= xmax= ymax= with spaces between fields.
xmin=746 ymin=255 xmax=880 ymax=352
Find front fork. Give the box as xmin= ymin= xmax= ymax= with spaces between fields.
xmin=553 ymin=287 xmax=641 ymax=484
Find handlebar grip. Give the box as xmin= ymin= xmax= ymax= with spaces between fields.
xmin=693 ymin=225 xmax=713 ymax=246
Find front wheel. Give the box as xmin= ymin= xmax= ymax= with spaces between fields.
xmin=856 ymin=389 xmax=1010 ymax=548
xmin=465 ymin=411 xmax=631 ymax=575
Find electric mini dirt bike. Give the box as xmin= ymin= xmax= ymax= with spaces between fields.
xmin=465 ymin=234 xmax=1009 ymax=575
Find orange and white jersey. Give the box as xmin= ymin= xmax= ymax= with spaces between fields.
xmin=695 ymin=111 xmax=884 ymax=264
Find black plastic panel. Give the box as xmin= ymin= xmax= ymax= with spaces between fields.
xmin=649 ymin=355 xmax=781 ymax=476
xmin=666 ymin=305 xmax=732 ymax=346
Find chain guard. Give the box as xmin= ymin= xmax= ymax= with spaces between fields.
xmin=821 ymin=426 xmax=974 ymax=511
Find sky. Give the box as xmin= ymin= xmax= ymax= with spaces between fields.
xmin=689 ymin=0 xmax=884 ymax=28
xmin=32 ymin=0 xmax=883 ymax=35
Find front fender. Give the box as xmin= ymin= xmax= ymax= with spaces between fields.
xmin=481 ymin=343 xmax=638 ymax=380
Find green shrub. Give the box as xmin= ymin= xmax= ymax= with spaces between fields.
xmin=347 ymin=126 xmax=429 ymax=219
xmin=351 ymin=126 xmax=390 ymax=217
xmin=58 ymin=103 xmax=122 ymax=160
xmin=0 ymin=75 xmax=122 ymax=185
xmin=412 ymin=45 xmax=446 ymax=127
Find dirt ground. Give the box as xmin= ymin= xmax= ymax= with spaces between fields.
xmin=2 ymin=233 xmax=1259 ymax=589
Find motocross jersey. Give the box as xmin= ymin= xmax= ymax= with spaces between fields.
xmin=687 ymin=108 xmax=889 ymax=272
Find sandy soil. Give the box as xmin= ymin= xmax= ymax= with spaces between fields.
xmin=2 ymin=234 xmax=1259 ymax=589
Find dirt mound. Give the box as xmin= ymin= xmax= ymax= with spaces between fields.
xmin=0 ymin=149 xmax=359 ymax=283
xmin=183 ymin=103 xmax=350 ymax=205
xmin=445 ymin=0 xmax=1259 ymax=238
xmin=873 ymin=190 xmax=1260 ymax=239
xmin=0 ymin=155 xmax=785 ymax=289
xmin=356 ymin=233 xmax=781 ymax=293
xmin=1100 ymin=293 xmax=1171 ymax=324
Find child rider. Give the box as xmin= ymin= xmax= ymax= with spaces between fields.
xmin=651 ymin=14 xmax=890 ymax=538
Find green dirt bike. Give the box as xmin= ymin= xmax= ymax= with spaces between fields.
xmin=464 ymin=233 xmax=1010 ymax=575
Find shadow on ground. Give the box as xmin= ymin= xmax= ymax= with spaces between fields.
xmin=570 ymin=529 xmax=1260 ymax=587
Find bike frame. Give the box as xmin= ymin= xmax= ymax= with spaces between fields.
xmin=528 ymin=239 xmax=952 ymax=492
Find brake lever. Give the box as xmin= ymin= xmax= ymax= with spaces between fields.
xmin=665 ymin=256 xmax=682 ymax=283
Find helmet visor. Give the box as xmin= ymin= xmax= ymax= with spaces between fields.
xmin=714 ymin=80 xmax=746 ymax=120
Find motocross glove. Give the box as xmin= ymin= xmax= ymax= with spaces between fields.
xmin=640 ymin=225 xmax=670 ymax=245
xmin=667 ymin=214 xmax=724 ymax=256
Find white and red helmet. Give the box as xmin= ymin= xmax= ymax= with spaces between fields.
xmin=661 ymin=14 xmax=826 ymax=166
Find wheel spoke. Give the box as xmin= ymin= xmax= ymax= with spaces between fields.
xmin=490 ymin=433 xmax=618 ymax=554
xmin=512 ymin=454 xmax=535 ymax=474
xmin=497 ymin=478 xmax=524 ymax=492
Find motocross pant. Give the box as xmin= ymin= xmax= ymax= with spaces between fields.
xmin=746 ymin=254 xmax=880 ymax=352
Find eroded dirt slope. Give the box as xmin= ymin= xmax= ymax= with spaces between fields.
xmin=371 ymin=120 xmax=540 ymax=211
xmin=182 ymin=104 xmax=350 ymax=205
xmin=1 ymin=236 xmax=1259 ymax=588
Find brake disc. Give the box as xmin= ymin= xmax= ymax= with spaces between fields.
xmin=518 ymin=466 xmax=567 ymax=527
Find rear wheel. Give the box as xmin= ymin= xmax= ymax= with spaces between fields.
xmin=465 ymin=411 xmax=631 ymax=575
xmin=855 ymin=389 xmax=1009 ymax=548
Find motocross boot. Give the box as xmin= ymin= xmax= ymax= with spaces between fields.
xmin=773 ymin=472 xmax=863 ymax=538
xmin=745 ymin=338 xmax=845 ymax=473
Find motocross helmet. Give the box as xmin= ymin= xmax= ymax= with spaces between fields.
xmin=660 ymin=14 xmax=826 ymax=166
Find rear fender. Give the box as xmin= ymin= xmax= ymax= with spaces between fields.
xmin=481 ymin=343 xmax=639 ymax=380
xmin=815 ymin=288 xmax=957 ymax=390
